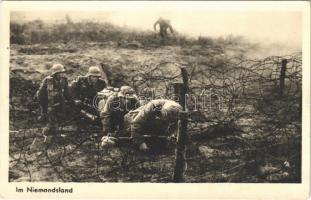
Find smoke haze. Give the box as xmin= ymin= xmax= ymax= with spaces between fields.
xmin=11 ymin=9 xmax=302 ymax=54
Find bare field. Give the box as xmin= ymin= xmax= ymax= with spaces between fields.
xmin=9 ymin=26 xmax=302 ymax=182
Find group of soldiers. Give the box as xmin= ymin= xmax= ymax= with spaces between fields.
xmin=37 ymin=63 xmax=182 ymax=151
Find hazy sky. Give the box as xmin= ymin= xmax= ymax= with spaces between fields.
xmin=12 ymin=8 xmax=302 ymax=48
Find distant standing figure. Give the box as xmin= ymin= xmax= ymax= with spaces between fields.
xmin=154 ymin=17 xmax=174 ymax=39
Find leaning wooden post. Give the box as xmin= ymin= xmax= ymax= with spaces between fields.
xmin=279 ymin=59 xmax=287 ymax=97
xmin=173 ymin=67 xmax=189 ymax=182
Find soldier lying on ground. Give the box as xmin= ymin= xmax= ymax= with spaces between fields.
xmin=100 ymin=86 xmax=140 ymax=138
xmin=154 ymin=17 xmax=174 ymax=39
xmin=126 ymin=99 xmax=182 ymax=151
xmin=69 ymin=66 xmax=107 ymax=126
xmin=37 ymin=63 xmax=74 ymax=136
xmin=101 ymin=99 xmax=182 ymax=151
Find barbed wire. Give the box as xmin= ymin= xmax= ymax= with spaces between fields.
xmin=9 ymin=52 xmax=302 ymax=182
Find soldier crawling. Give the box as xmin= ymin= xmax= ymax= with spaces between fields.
xmin=69 ymin=66 xmax=107 ymax=125
xmin=37 ymin=63 xmax=74 ymax=136
xmin=37 ymin=64 xmax=182 ymax=153
xmin=127 ymin=99 xmax=182 ymax=151
xmin=101 ymin=99 xmax=182 ymax=151
xmin=154 ymin=17 xmax=174 ymax=39
xmin=99 ymin=86 xmax=140 ymax=139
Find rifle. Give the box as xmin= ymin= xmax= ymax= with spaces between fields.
xmin=74 ymin=100 xmax=99 ymax=121
xmin=80 ymin=109 xmax=98 ymax=121
xmin=115 ymin=135 xmax=176 ymax=145
xmin=117 ymin=135 xmax=170 ymax=140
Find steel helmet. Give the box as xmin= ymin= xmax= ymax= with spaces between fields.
xmin=106 ymin=86 xmax=119 ymax=92
xmin=87 ymin=66 xmax=102 ymax=77
xmin=50 ymin=63 xmax=66 ymax=75
xmin=98 ymin=88 xmax=115 ymax=99
xmin=119 ymin=86 xmax=135 ymax=97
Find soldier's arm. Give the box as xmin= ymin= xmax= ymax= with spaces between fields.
xmin=99 ymin=79 xmax=107 ymax=91
xmin=168 ymin=24 xmax=174 ymax=33
xmin=131 ymin=101 xmax=156 ymax=133
xmin=134 ymin=97 xmax=141 ymax=109
xmin=36 ymin=78 xmax=48 ymax=114
xmin=154 ymin=20 xmax=159 ymax=31
xmin=63 ymin=78 xmax=73 ymax=102
xmin=128 ymin=96 xmax=141 ymax=111
xmin=69 ymin=78 xmax=80 ymax=100
xmin=100 ymin=95 xmax=116 ymax=135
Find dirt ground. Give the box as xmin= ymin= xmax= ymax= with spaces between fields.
xmin=9 ymin=41 xmax=302 ymax=183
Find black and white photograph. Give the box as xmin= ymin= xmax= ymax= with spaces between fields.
xmin=1 ymin=1 xmax=309 ymax=197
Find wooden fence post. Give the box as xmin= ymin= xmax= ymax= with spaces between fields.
xmin=173 ymin=67 xmax=189 ymax=182
xmin=173 ymin=111 xmax=188 ymax=182
xmin=279 ymin=59 xmax=287 ymax=97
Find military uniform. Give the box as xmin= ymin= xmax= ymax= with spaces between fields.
xmin=70 ymin=76 xmax=106 ymax=105
xmin=139 ymin=87 xmax=155 ymax=106
xmin=100 ymin=86 xmax=140 ymax=137
xmin=69 ymin=66 xmax=107 ymax=126
xmin=97 ymin=87 xmax=119 ymax=111
xmin=125 ymin=99 xmax=182 ymax=148
xmin=37 ymin=71 xmax=73 ymax=135
xmin=154 ymin=18 xmax=174 ymax=39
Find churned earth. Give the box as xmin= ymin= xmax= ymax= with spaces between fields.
xmin=9 ymin=39 xmax=301 ymax=182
